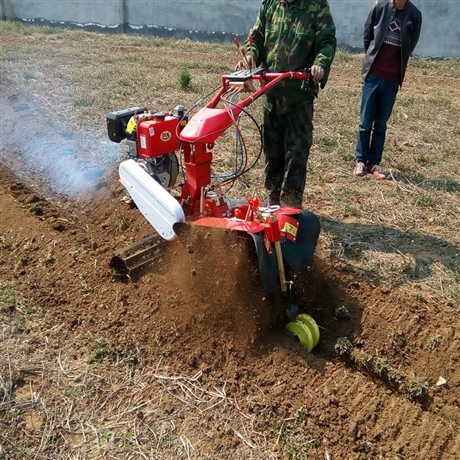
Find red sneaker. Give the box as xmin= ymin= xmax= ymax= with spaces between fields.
xmin=354 ymin=161 xmax=367 ymax=177
xmin=368 ymin=164 xmax=386 ymax=180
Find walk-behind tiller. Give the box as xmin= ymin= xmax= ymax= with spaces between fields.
xmin=106 ymin=65 xmax=321 ymax=351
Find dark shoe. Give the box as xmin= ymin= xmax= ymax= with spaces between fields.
xmin=354 ymin=161 xmax=367 ymax=177
xmin=368 ymin=164 xmax=386 ymax=180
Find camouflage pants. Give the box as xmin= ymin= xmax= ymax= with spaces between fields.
xmin=263 ymin=101 xmax=314 ymax=208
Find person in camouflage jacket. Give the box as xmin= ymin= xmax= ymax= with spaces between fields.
xmin=237 ymin=0 xmax=336 ymax=208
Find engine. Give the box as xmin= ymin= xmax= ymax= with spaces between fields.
xmin=106 ymin=105 xmax=187 ymax=188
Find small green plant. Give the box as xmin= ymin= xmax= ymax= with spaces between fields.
xmin=387 ymin=328 xmax=407 ymax=351
xmin=335 ymin=337 xmax=353 ymax=355
xmin=359 ymin=352 xmax=373 ymax=370
xmin=39 ymin=249 xmax=55 ymax=266
xmin=89 ymin=337 xmax=115 ymax=363
xmin=427 ymin=332 xmax=442 ymax=351
xmin=445 ymin=257 xmax=460 ymax=304
xmin=344 ymin=203 xmax=362 ymax=218
xmin=387 ymin=367 xmax=403 ymax=385
xmin=98 ymin=430 xmax=115 ymax=447
xmin=117 ymin=340 xmax=140 ymax=368
xmin=39 ymin=25 xmax=58 ymax=35
xmin=296 ymin=409 xmax=308 ymax=425
xmin=408 ymin=373 xmax=429 ymax=399
xmin=375 ymin=357 xmax=390 ymax=376
xmin=7 ymin=408 xmax=22 ymax=420
xmin=23 ymin=70 xmax=34 ymax=80
xmin=413 ymin=193 xmax=435 ymax=208
xmin=178 ymin=69 xmax=192 ymax=89
xmin=0 ymin=233 xmax=11 ymax=248
xmin=118 ymin=216 xmax=130 ymax=232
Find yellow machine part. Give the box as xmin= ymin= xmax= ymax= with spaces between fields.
xmin=295 ymin=313 xmax=320 ymax=347
xmin=126 ymin=116 xmax=136 ymax=134
xmin=286 ymin=313 xmax=320 ymax=352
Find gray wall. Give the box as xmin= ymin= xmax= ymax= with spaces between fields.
xmin=1 ymin=0 xmax=122 ymax=25
xmin=2 ymin=0 xmax=459 ymax=58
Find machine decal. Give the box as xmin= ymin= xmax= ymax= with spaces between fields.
xmin=160 ymin=131 xmax=172 ymax=142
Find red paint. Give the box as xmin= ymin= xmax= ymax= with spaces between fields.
xmin=137 ymin=114 xmax=180 ymax=159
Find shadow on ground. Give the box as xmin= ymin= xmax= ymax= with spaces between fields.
xmin=321 ymin=216 xmax=459 ymax=286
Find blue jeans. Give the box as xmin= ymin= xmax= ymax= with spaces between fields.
xmin=355 ymin=74 xmax=399 ymax=165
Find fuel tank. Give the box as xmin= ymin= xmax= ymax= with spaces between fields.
xmin=137 ymin=113 xmax=180 ymax=159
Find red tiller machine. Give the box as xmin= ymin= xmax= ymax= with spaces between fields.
xmin=106 ymin=64 xmax=321 ymax=349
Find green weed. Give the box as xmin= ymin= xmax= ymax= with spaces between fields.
xmin=99 ymin=430 xmax=115 ymax=447
xmin=89 ymin=337 xmax=116 ymax=363
xmin=335 ymin=337 xmax=353 ymax=355
xmin=427 ymin=332 xmax=442 ymax=351
xmin=387 ymin=328 xmax=407 ymax=351
xmin=178 ymin=69 xmax=192 ymax=89
xmin=408 ymin=373 xmax=429 ymax=399
xmin=23 ymin=70 xmax=34 ymax=80
xmin=413 ymin=193 xmax=435 ymax=208
xmin=359 ymin=352 xmax=373 ymax=370
xmin=375 ymin=358 xmax=391 ymax=376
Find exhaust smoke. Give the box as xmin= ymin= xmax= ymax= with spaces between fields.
xmin=0 ymin=90 xmax=123 ymax=199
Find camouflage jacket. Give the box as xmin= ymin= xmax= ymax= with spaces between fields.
xmin=246 ymin=0 xmax=336 ymax=114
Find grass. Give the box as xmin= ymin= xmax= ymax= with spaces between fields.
xmin=0 ymin=21 xmax=459 ymax=458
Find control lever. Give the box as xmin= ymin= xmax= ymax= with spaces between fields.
xmin=234 ymin=37 xmax=251 ymax=70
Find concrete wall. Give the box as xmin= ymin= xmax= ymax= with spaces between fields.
xmin=2 ymin=0 xmax=122 ymax=25
xmin=2 ymin=0 xmax=459 ymax=58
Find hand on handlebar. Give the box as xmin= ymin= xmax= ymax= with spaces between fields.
xmin=235 ymin=55 xmax=254 ymax=71
xmin=310 ymin=65 xmax=324 ymax=83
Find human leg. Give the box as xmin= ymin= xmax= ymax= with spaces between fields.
xmin=281 ymin=102 xmax=313 ymax=208
xmin=368 ymin=79 xmax=399 ymax=166
xmin=355 ymin=75 xmax=380 ymax=164
xmin=263 ymin=106 xmax=284 ymax=205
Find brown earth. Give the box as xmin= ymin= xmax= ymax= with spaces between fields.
xmin=1 ymin=71 xmax=460 ymax=459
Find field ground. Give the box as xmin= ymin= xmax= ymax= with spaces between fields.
xmin=1 ymin=22 xmax=460 ymax=459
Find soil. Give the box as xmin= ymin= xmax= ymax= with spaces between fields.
xmin=1 ymin=81 xmax=460 ymax=460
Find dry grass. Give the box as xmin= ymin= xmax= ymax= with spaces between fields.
xmin=1 ymin=21 xmax=460 ymax=458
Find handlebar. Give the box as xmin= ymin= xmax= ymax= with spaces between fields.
xmin=227 ymin=67 xmax=311 ymax=82
xmin=179 ymin=68 xmax=314 ymax=144
xmin=206 ymin=68 xmax=312 ymax=111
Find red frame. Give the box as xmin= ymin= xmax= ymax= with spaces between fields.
xmin=177 ymin=70 xmax=311 ymax=223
